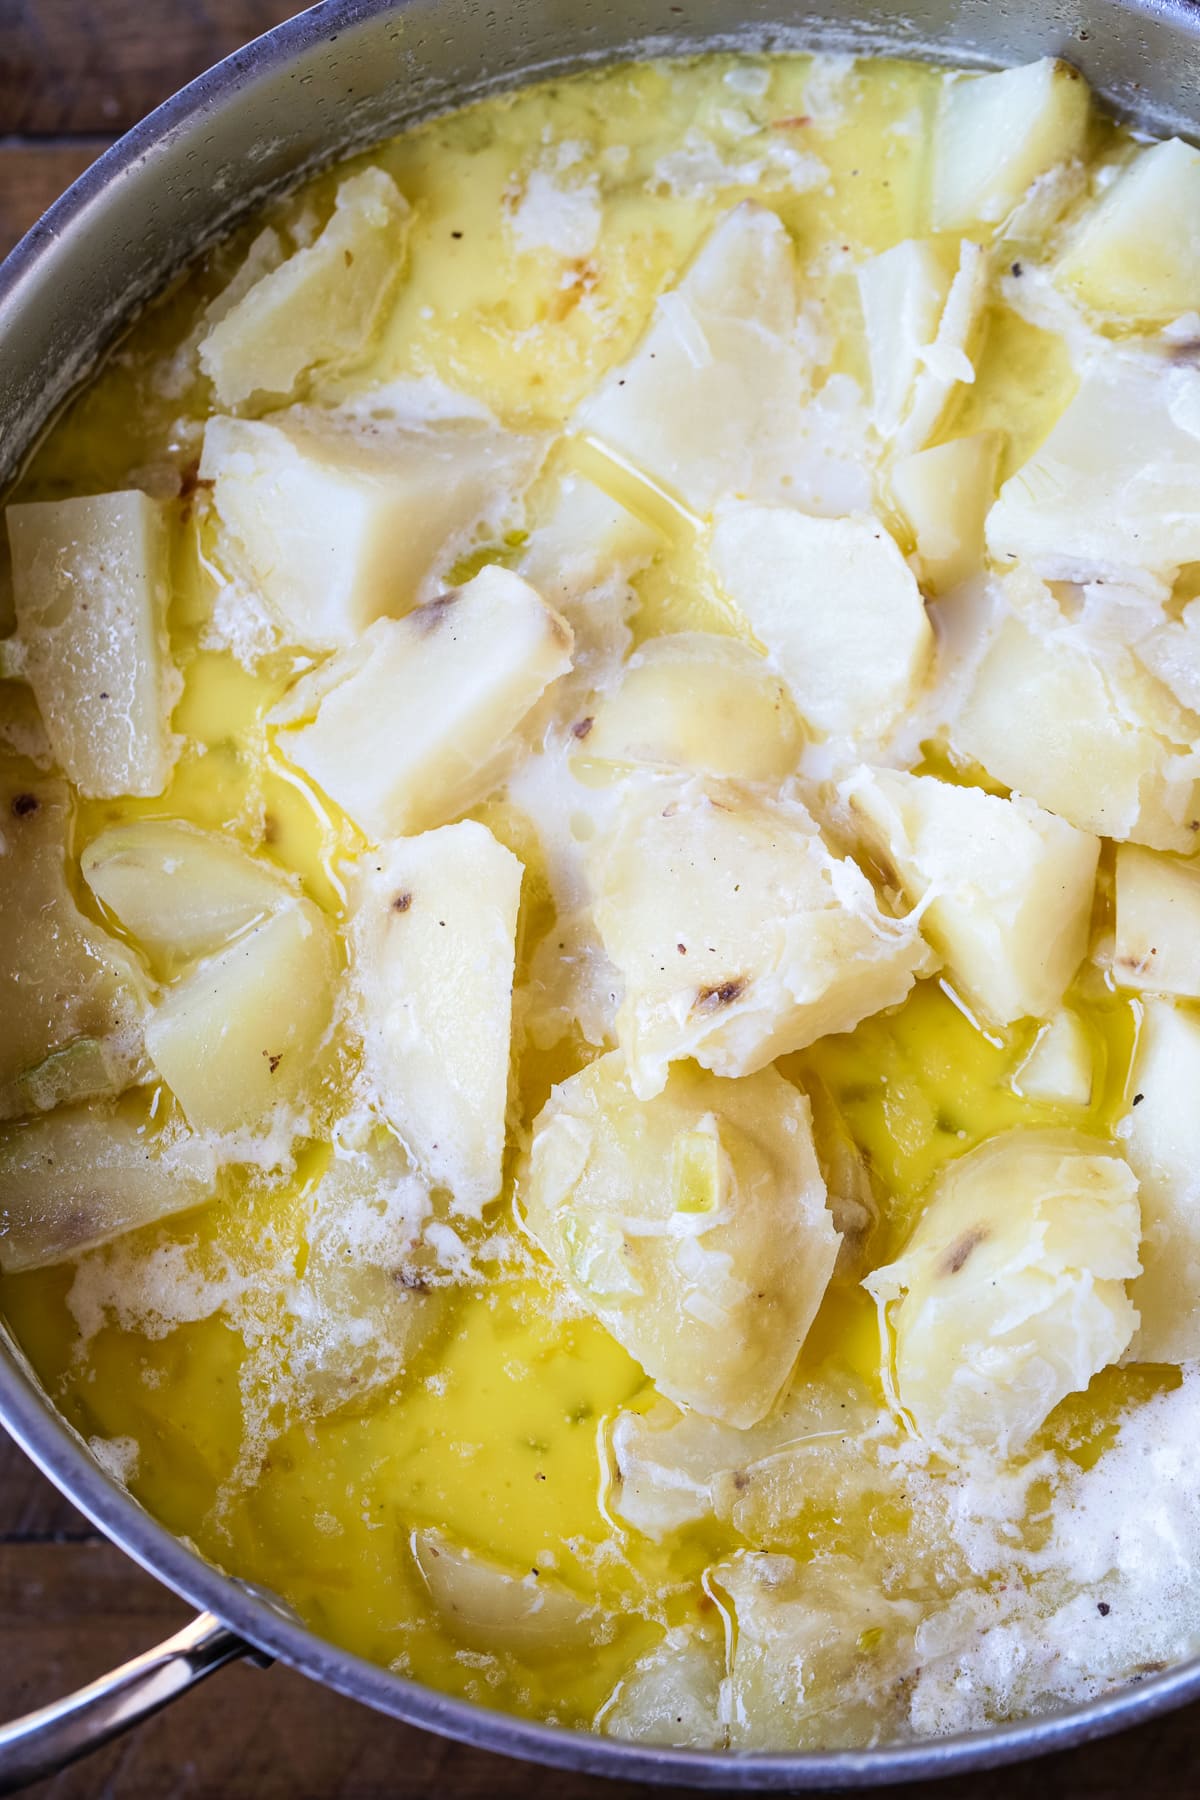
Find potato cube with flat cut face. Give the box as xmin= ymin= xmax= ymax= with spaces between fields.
xmin=1057 ymin=138 xmax=1200 ymax=322
xmin=273 ymin=566 xmax=573 ymax=844
xmin=1012 ymin=1009 xmax=1094 ymax=1108
xmin=1114 ymin=844 xmax=1200 ymax=998
xmin=591 ymin=777 xmax=934 ymax=1100
xmin=844 ymin=767 xmax=1099 ymax=1027
xmin=1124 ymin=998 xmax=1200 ymax=1363
xmin=857 ymin=239 xmax=987 ymax=452
xmin=890 ymin=432 xmax=1000 ymax=593
xmin=601 ymin=1628 xmax=723 ymax=1750
xmin=6 ymin=491 xmax=178 ymax=799
xmin=200 ymin=404 xmax=547 ymax=650
xmin=0 ymin=1106 xmax=217 ymax=1274
xmin=709 ymin=506 xmax=933 ymax=743
xmin=144 ymin=898 xmax=336 ymax=1136
xmin=517 ymin=472 xmax=662 ymax=610
xmin=583 ymin=633 xmax=804 ymax=783
xmin=932 ymin=59 xmax=1091 ymax=232
xmin=866 ymin=1130 xmax=1140 ymax=1459
xmin=953 ymin=609 xmax=1200 ymax=851
xmin=521 ymin=1051 xmax=839 ymax=1427
xmin=199 ymin=167 xmax=411 ymax=407
xmin=0 ymin=769 xmax=146 ymax=1121
xmin=347 ymin=822 xmax=522 ymax=1217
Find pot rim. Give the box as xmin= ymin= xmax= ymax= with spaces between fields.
xmin=3 ymin=0 xmax=1200 ymax=1784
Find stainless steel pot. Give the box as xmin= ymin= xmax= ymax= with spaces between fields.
xmin=2 ymin=0 xmax=1200 ymax=1788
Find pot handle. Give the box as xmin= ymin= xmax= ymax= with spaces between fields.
xmin=0 ymin=1609 xmax=261 ymax=1794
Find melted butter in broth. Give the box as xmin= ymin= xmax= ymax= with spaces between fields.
xmin=0 ymin=52 xmax=1178 ymax=1739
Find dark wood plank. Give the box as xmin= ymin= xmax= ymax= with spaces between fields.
xmin=0 ymin=142 xmax=112 ymax=258
xmin=0 ymin=3 xmax=308 ymax=137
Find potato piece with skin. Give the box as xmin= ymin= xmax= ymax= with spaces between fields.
xmin=6 ymin=491 xmax=178 ymax=798
xmin=709 ymin=507 xmax=932 ymax=743
xmin=199 ymin=168 xmax=411 ymax=407
xmin=890 ymin=432 xmax=1000 ymax=593
xmin=953 ymin=609 xmax=1200 ymax=851
xmin=583 ymin=633 xmax=804 ymax=783
xmin=601 ymin=1627 xmax=724 ymax=1749
xmin=1114 ymin=844 xmax=1200 ymax=998
xmin=411 ymin=1528 xmax=599 ymax=1658
xmin=857 ymin=240 xmax=987 ymax=453
xmin=1012 ymin=1009 xmax=1094 ymax=1108
xmin=200 ymin=402 xmax=547 ymax=651
xmin=716 ymin=1552 xmax=923 ymax=1750
xmin=1123 ymin=999 xmax=1200 ymax=1362
xmin=347 ymin=822 xmax=521 ymax=1217
xmin=866 ymin=1130 xmax=1141 ymax=1460
xmin=0 ymin=1107 xmax=216 ymax=1273
xmin=0 ymin=768 xmax=146 ymax=1120
xmin=273 ymin=567 xmax=573 ymax=844
xmin=843 ymin=767 xmax=1099 ymax=1028
xmin=521 ymin=1052 xmax=840 ymax=1429
xmin=1058 ymin=139 xmax=1200 ymax=323
xmin=932 ymin=60 xmax=1091 ymax=232
xmin=986 ymin=360 xmax=1200 ymax=585
xmin=144 ymin=898 xmax=335 ymax=1136
xmin=592 ymin=776 xmax=934 ymax=1099
xmin=82 ymin=820 xmax=294 ymax=976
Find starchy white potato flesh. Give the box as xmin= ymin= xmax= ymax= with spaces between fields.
xmin=1123 ymin=999 xmax=1200 ymax=1362
xmin=890 ymin=432 xmax=1000 ymax=593
xmin=517 ymin=472 xmax=662 ymax=608
xmin=199 ymin=168 xmax=411 ymax=406
xmin=0 ymin=1108 xmax=216 ymax=1273
xmin=6 ymin=491 xmax=178 ymax=798
xmin=412 ymin=1528 xmax=598 ymax=1655
xmin=81 ymin=820 xmax=293 ymax=974
xmin=1113 ymin=844 xmax=1200 ymax=998
xmin=583 ymin=632 xmax=804 ymax=782
xmin=952 ymin=609 xmax=1200 ymax=851
xmin=348 ymin=822 xmax=522 ymax=1216
xmin=857 ymin=239 xmax=987 ymax=452
xmin=1012 ymin=1009 xmax=1094 ymax=1107
xmin=932 ymin=59 xmax=1091 ymax=232
xmin=844 ymin=767 xmax=1099 ymax=1027
xmin=600 ymin=1628 xmax=723 ymax=1749
xmin=986 ymin=360 xmax=1200 ymax=584
xmin=0 ymin=769 xmax=146 ymax=1120
xmin=522 ymin=1051 xmax=839 ymax=1427
xmin=592 ymin=777 xmax=934 ymax=1096
xmin=709 ymin=506 xmax=932 ymax=742
xmin=201 ymin=404 xmax=546 ymax=649
xmin=144 ymin=898 xmax=336 ymax=1135
xmin=274 ymin=566 xmax=573 ymax=842
xmin=1057 ymin=138 xmax=1200 ymax=322
xmin=867 ymin=1130 xmax=1140 ymax=1458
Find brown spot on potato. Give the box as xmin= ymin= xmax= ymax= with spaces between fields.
xmin=572 ymin=716 xmax=594 ymax=740
xmin=10 ymin=792 xmax=38 ymax=819
xmin=695 ymin=978 xmax=746 ymax=1012
xmin=392 ymin=892 xmax=412 ymax=913
xmin=941 ymin=1226 xmax=988 ymax=1276
xmin=263 ymin=1051 xmax=283 ymax=1074
xmin=410 ymin=594 xmax=457 ymax=635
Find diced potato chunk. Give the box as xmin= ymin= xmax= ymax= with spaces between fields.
xmin=1012 ymin=1010 xmax=1094 ymax=1107
xmin=932 ymin=60 xmax=1091 ymax=232
xmin=518 ymin=472 xmax=662 ymax=608
xmin=0 ymin=1107 xmax=216 ymax=1273
xmin=866 ymin=1130 xmax=1140 ymax=1458
xmin=521 ymin=1052 xmax=839 ymax=1427
xmin=1123 ymin=998 xmax=1200 ymax=1362
xmin=1058 ymin=139 xmax=1200 ymax=322
xmin=583 ymin=633 xmax=803 ymax=782
xmin=844 ymin=767 xmax=1099 ymax=1027
xmin=411 ymin=1528 xmax=598 ymax=1657
xmin=857 ymin=239 xmax=987 ymax=451
xmin=1114 ymin=843 xmax=1200 ymax=998
xmin=201 ymin=402 xmax=546 ymax=650
xmin=890 ymin=432 xmax=1000 ymax=593
xmin=0 ymin=768 xmax=146 ymax=1119
xmin=82 ymin=820 xmax=293 ymax=975
xmin=986 ymin=361 xmax=1200 ymax=583
xmin=601 ymin=1628 xmax=724 ymax=1748
xmin=199 ymin=168 xmax=411 ymax=406
xmin=144 ymin=899 xmax=335 ymax=1135
xmin=592 ymin=777 xmax=934 ymax=1097
xmin=710 ymin=507 xmax=932 ymax=742
xmin=1137 ymin=599 xmax=1200 ymax=716
xmin=953 ymin=608 xmax=1200 ymax=850
xmin=716 ymin=1553 xmax=922 ymax=1750
xmin=274 ymin=566 xmax=573 ymax=844
xmin=6 ymin=492 xmax=178 ymax=798
xmin=347 ymin=822 xmax=521 ymax=1216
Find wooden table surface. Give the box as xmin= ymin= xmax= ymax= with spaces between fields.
xmin=3 ymin=3 xmax=1200 ymax=1793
